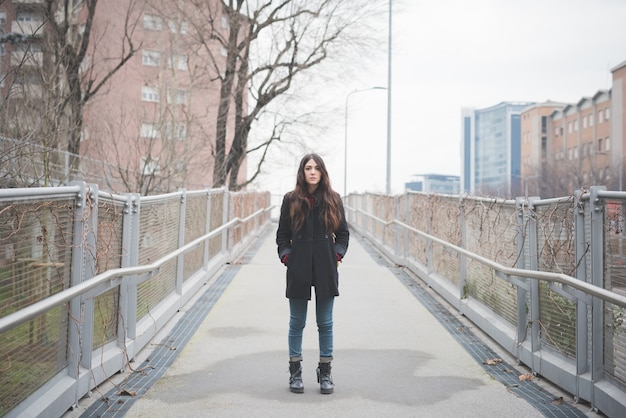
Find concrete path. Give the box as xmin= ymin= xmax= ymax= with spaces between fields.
xmin=121 ymin=230 xmax=548 ymax=418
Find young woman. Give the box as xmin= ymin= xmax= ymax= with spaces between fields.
xmin=276 ymin=153 xmax=349 ymax=394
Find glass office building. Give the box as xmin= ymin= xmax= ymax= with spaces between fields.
xmin=461 ymin=102 xmax=535 ymax=197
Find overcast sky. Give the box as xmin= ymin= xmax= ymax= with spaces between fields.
xmin=256 ymin=0 xmax=626 ymax=197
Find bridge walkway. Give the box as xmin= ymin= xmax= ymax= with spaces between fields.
xmin=72 ymin=226 xmax=592 ymax=417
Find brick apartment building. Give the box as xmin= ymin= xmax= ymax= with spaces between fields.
xmin=521 ymin=60 xmax=626 ymax=197
xmin=0 ymin=0 xmax=244 ymax=193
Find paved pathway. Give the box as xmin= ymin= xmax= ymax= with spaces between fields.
xmin=74 ymin=226 xmax=594 ymax=417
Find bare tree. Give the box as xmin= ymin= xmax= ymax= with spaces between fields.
xmin=0 ymin=0 xmax=140 ymax=186
xmin=179 ymin=0 xmax=385 ymax=190
xmin=46 ymin=0 xmax=140 ymax=177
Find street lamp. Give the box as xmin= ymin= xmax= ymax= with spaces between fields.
xmin=344 ymin=87 xmax=387 ymax=197
xmin=386 ymin=0 xmax=393 ymax=195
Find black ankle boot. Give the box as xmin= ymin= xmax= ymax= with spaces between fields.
xmin=289 ymin=361 xmax=304 ymax=393
xmin=316 ymin=362 xmax=334 ymax=394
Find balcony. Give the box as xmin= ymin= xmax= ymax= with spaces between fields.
xmin=11 ymin=20 xmax=45 ymax=37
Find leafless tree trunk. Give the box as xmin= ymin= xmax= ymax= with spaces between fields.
xmin=182 ymin=0 xmax=385 ymax=190
xmin=0 ymin=1 xmax=139 ymax=186
xmin=46 ymin=0 xmax=138 ymax=178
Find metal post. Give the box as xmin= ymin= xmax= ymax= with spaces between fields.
xmin=176 ymin=191 xmax=186 ymax=297
xmin=67 ymin=182 xmax=91 ymax=378
xmin=589 ymin=186 xmax=606 ymax=399
xmin=574 ymin=189 xmax=589 ymax=401
xmin=385 ymin=0 xmax=393 ymax=195
xmin=121 ymin=193 xmax=140 ymax=352
xmin=514 ymin=197 xmax=528 ymax=350
xmin=527 ymin=196 xmax=540 ymax=373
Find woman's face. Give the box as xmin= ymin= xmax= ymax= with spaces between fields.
xmin=304 ymin=158 xmax=321 ymax=192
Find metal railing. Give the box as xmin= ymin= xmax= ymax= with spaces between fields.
xmin=345 ymin=186 xmax=626 ymax=418
xmin=0 ymin=183 xmax=272 ymax=417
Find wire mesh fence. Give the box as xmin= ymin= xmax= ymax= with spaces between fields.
xmin=0 ymin=194 xmax=75 ymax=416
xmin=0 ymin=184 xmax=271 ymax=417
xmin=345 ymin=187 xmax=626 ymax=416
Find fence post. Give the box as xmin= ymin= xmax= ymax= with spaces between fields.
xmin=204 ymin=189 xmax=212 ymax=270
xmin=394 ymin=195 xmax=400 ymax=261
xmin=426 ymin=195 xmax=433 ymax=275
xmin=589 ymin=186 xmax=606 ymax=392
xmin=403 ymin=193 xmax=409 ymax=259
xmin=574 ymin=189 xmax=589 ymax=399
xmin=120 ymin=193 xmax=140 ymax=353
xmin=175 ymin=191 xmax=187 ymax=298
xmin=459 ymin=194 xmax=467 ymax=300
xmin=527 ymin=196 xmax=540 ymax=374
xmin=515 ymin=196 xmax=528 ymax=349
xmin=222 ymin=187 xmax=229 ymax=255
xmin=66 ymin=182 xmax=96 ymax=380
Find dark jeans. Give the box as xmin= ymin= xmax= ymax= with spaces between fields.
xmin=288 ymin=295 xmax=334 ymax=361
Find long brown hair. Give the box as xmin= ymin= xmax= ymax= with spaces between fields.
xmin=289 ymin=154 xmax=343 ymax=233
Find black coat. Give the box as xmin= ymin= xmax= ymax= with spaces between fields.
xmin=276 ymin=191 xmax=349 ymax=300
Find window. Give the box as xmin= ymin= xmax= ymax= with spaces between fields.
xmin=80 ymin=127 xmax=90 ymax=142
xmin=17 ymin=11 xmax=40 ymax=22
xmin=599 ymin=111 xmax=603 ymax=124
xmin=554 ymin=127 xmax=559 ymax=136
xmin=606 ymin=137 xmax=610 ymax=151
xmin=574 ymin=119 xmax=578 ymax=131
xmin=583 ymin=115 xmax=587 ymax=129
xmin=142 ymin=50 xmax=161 ymax=66
xmin=568 ymin=148 xmax=573 ymax=160
xmin=0 ymin=44 xmax=4 ymax=57
xmin=220 ymin=45 xmax=228 ymax=57
xmin=598 ymin=138 xmax=603 ymax=152
xmin=141 ymin=86 xmax=159 ymax=102
xmin=168 ymin=19 xmax=188 ymax=34
xmin=574 ymin=147 xmax=578 ymax=159
xmin=166 ymin=122 xmax=187 ymax=140
xmin=140 ymin=123 xmax=160 ymax=139
xmin=589 ymin=114 xmax=594 ymax=126
xmin=606 ymin=108 xmax=610 ymax=120
xmin=568 ymin=122 xmax=572 ymax=133
xmin=168 ymin=55 xmax=188 ymax=70
xmin=141 ymin=157 xmax=160 ymax=175
xmin=221 ymin=15 xmax=229 ymax=29
xmin=176 ymin=124 xmax=187 ymax=139
xmin=144 ymin=14 xmax=162 ymax=30
xmin=167 ymin=89 xmax=187 ymax=105
xmin=0 ymin=12 xmax=6 ymax=30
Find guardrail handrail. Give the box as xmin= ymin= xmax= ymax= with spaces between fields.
xmin=347 ymin=206 xmax=626 ymax=309
xmin=0 ymin=207 xmax=271 ymax=334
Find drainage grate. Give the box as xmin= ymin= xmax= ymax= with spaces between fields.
xmin=357 ymin=234 xmax=588 ymax=418
xmin=80 ymin=228 xmax=271 ymax=417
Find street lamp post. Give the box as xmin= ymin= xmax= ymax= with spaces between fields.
xmin=385 ymin=0 xmax=393 ymax=195
xmin=344 ymin=87 xmax=387 ymax=197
